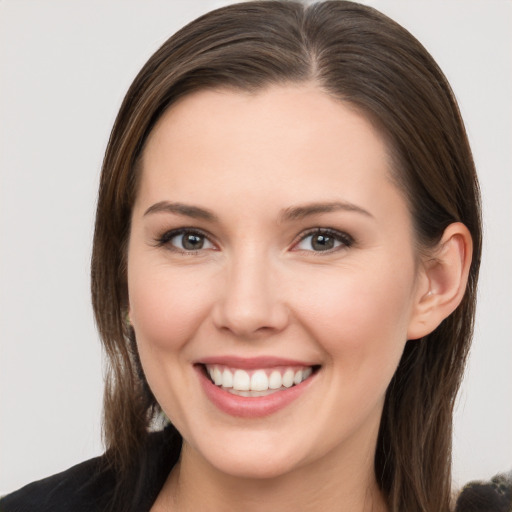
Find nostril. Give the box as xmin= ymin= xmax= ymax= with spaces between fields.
xmin=211 ymin=275 xmax=289 ymax=338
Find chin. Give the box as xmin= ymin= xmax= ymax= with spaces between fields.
xmin=208 ymin=451 xmax=303 ymax=480
xmin=186 ymin=428 xmax=312 ymax=480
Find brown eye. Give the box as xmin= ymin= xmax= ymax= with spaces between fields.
xmin=158 ymin=229 xmax=215 ymax=252
xmin=295 ymin=229 xmax=353 ymax=252
xmin=310 ymin=233 xmax=335 ymax=251
xmin=180 ymin=233 xmax=205 ymax=250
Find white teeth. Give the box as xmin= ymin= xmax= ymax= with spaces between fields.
xmin=282 ymin=369 xmax=294 ymax=388
xmin=229 ymin=389 xmax=282 ymax=397
xmin=222 ymin=368 xmax=233 ymax=388
xmin=206 ymin=365 xmax=315 ymax=392
xmin=250 ymin=370 xmax=269 ymax=391
xmin=269 ymin=370 xmax=282 ymax=389
xmin=213 ymin=367 xmax=223 ymax=386
xmin=233 ymin=369 xmax=250 ymax=391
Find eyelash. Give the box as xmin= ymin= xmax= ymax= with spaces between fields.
xmin=155 ymin=227 xmax=354 ymax=254
xmin=292 ymin=228 xmax=354 ymax=254
xmin=155 ymin=228 xmax=215 ymax=254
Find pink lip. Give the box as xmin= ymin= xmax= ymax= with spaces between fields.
xmin=195 ymin=364 xmax=317 ymax=418
xmin=197 ymin=355 xmax=315 ymax=370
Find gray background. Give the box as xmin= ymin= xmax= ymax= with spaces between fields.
xmin=1 ymin=0 xmax=511 ymax=495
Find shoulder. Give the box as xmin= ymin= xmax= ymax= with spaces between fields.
xmin=0 ymin=426 xmax=181 ymax=512
xmin=455 ymin=471 xmax=512 ymax=512
xmin=0 ymin=456 xmax=115 ymax=512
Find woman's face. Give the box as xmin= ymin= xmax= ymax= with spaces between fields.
xmin=127 ymin=85 xmax=429 ymax=479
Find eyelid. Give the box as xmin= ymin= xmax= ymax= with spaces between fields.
xmin=154 ymin=226 xmax=353 ymax=254
xmin=291 ymin=228 xmax=354 ymax=253
xmin=155 ymin=227 xmax=217 ymax=253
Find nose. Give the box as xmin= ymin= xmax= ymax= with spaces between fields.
xmin=212 ymin=250 xmax=289 ymax=339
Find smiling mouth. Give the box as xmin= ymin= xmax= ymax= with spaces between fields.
xmin=202 ymin=364 xmax=319 ymax=397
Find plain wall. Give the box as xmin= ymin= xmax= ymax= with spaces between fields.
xmin=1 ymin=0 xmax=511 ymax=495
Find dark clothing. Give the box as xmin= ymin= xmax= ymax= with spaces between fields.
xmin=455 ymin=473 xmax=512 ymax=512
xmin=0 ymin=457 xmax=115 ymax=512
xmin=0 ymin=427 xmax=181 ymax=512
xmin=1 ymin=427 xmax=510 ymax=511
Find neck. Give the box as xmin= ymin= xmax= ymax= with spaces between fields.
xmin=155 ymin=435 xmax=388 ymax=512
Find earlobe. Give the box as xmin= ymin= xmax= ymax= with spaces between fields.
xmin=407 ymin=222 xmax=473 ymax=340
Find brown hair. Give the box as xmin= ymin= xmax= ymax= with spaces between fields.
xmin=91 ymin=1 xmax=482 ymax=510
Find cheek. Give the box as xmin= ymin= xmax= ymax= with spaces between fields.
xmin=127 ymin=258 xmax=216 ymax=431
xmin=294 ymin=262 xmax=415 ymax=382
xmin=128 ymin=259 xmax=214 ymax=353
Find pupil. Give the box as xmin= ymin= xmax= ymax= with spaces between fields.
xmin=183 ymin=234 xmax=203 ymax=250
xmin=312 ymin=234 xmax=334 ymax=251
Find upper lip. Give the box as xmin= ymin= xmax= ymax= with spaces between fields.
xmin=196 ymin=355 xmax=318 ymax=369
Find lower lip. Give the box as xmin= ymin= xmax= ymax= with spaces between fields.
xmin=197 ymin=366 xmax=316 ymax=418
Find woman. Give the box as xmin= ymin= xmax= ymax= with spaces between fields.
xmin=1 ymin=1 xmax=509 ymax=511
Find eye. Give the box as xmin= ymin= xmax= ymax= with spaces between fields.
xmin=294 ymin=229 xmax=353 ymax=252
xmin=157 ymin=229 xmax=215 ymax=253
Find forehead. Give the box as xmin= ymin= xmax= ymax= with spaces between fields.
xmin=135 ymin=85 xmax=407 ymax=225
xmin=144 ymin=85 xmax=389 ymax=164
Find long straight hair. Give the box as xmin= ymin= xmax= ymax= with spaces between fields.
xmin=91 ymin=2 xmax=482 ymax=510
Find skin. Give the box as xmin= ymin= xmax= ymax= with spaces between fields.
xmin=127 ymin=85 xmax=470 ymax=511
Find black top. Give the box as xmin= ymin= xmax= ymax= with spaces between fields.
xmin=0 ymin=427 xmax=181 ymax=512
xmin=1 ymin=427 xmax=510 ymax=512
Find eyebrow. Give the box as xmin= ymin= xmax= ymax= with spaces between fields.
xmin=144 ymin=200 xmax=373 ymax=222
xmin=144 ymin=201 xmax=218 ymax=221
xmin=280 ymin=201 xmax=374 ymax=222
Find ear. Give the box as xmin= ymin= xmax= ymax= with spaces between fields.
xmin=407 ymin=222 xmax=473 ymax=340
